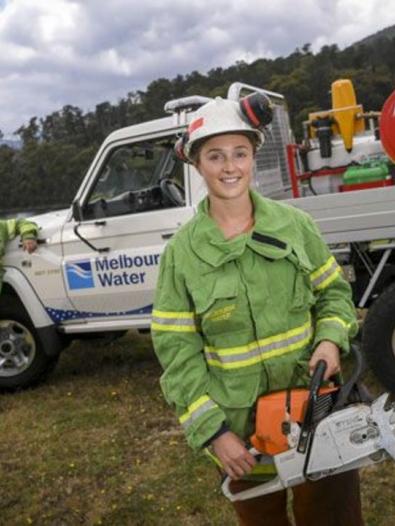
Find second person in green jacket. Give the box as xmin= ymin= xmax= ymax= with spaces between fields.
xmin=0 ymin=217 xmax=38 ymax=292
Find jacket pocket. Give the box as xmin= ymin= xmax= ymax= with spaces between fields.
xmin=208 ymin=369 xmax=261 ymax=409
xmin=190 ymin=268 xmax=243 ymax=336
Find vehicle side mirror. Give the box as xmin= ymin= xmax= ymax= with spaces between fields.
xmin=72 ymin=201 xmax=83 ymax=222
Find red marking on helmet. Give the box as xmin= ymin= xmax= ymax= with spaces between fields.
xmin=242 ymin=97 xmax=260 ymax=127
xmin=189 ymin=117 xmax=204 ymax=134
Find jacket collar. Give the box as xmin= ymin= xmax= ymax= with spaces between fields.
xmin=247 ymin=190 xmax=292 ymax=260
xmin=190 ymin=190 xmax=292 ymax=267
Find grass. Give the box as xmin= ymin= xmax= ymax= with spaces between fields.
xmin=0 ymin=331 xmax=394 ymax=525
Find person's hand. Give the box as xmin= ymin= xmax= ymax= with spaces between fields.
xmin=309 ymin=340 xmax=340 ymax=380
xmin=22 ymin=239 xmax=38 ymax=254
xmin=212 ymin=431 xmax=256 ymax=480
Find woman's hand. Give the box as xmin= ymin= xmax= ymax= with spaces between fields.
xmin=22 ymin=239 xmax=37 ymax=254
xmin=309 ymin=340 xmax=341 ymax=380
xmin=212 ymin=431 xmax=256 ymax=480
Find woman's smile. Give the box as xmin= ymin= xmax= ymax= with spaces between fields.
xmin=219 ymin=175 xmax=242 ymax=184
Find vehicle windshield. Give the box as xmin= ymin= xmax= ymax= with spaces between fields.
xmin=84 ymin=137 xmax=185 ymax=219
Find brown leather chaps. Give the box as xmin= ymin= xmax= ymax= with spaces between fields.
xmin=230 ymin=470 xmax=364 ymax=526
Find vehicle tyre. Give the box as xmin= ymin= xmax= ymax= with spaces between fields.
xmin=0 ymin=297 xmax=59 ymax=390
xmin=362 ymin=282 xmax=395 ymax=392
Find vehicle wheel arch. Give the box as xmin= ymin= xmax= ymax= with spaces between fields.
xmin=0 ymin=289 xmax=66 ymax=390
xmin=361 ymin=281 xmax=395 ymax=392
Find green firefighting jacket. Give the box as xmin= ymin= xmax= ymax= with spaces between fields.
xmin=152 ymin=190 xmax=358 ymax=451
xmin=0 ymin=218 xmax=38 ymax=291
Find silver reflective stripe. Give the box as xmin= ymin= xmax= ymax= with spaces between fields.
xmin=311 ymin=259 xmax=339 ymax=289
xmin=206 ymin=325 xmax=312 ymax=366
xmin=205 ymin=346 xmax=261 ymax=364
xmin=151 ymin=315 xmax=195 ymax=326
xmin=259 ymin=326 xmax=312 ymax=355
xmin=181 ymin=399 xmax=217 ymax=429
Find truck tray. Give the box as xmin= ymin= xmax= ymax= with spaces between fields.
xmin=286 ymin=186 xmax=395 ymax=245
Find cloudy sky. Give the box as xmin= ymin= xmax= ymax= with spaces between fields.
xmin=1 ymin=0 xmax=394 ymax=137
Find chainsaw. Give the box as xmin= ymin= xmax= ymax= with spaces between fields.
xmin=222 ymin=346 xmax=395 ymax=501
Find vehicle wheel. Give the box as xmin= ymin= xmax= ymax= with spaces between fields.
xmin=0 ymin=298 xmax=59 ymax=390
xmin=362 ymin=282 xmax=395 ymax=392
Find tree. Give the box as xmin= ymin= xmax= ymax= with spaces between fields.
xmin=7 ymin=32 xmax=394 ymax=212
xmin=15 ymin=117 xmax=40 ymax=146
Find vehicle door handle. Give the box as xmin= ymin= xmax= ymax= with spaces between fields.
xmin=161 ymin=233 xmax=174 ymax=240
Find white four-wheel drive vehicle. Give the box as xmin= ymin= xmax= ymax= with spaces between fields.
xmin=1 ymin=82 xmax=395 ymax=390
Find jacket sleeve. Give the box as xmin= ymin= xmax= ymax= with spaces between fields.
xmin=301 ymin=213 xmax=358 ymax=354
xmin=151 ymin=242 xmax=227 ymax=450
xmin=7 ymin=218 xmax=38 ymax=241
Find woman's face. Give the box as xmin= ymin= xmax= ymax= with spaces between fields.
xmin=195 ymin=134 xmax=255 ymax=201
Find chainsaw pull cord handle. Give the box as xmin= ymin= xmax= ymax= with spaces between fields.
xmin=297 ymin=359 xmax=327 ymax=454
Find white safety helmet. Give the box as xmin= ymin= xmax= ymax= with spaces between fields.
xmin=175 ymin=93 xmax=273 ymax=163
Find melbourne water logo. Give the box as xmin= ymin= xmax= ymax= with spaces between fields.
xmin=66 ymin=261 xmax=95 ymax=290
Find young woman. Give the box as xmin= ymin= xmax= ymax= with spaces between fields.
xmin=152 ymin=96 xmax=364 ymax=525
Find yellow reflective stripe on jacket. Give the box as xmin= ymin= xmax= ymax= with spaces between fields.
xmin=179 ymin=395 xmax=218 ymax=429
xmin=151 ymin=309 xmax=197 ymax=332
xmin=317 ymin=316 xmax=351 ymax=330
xmin=204 ymin=318 xmax=313 ymax=370
xmin=204 ymin=447 xmax=224 ymax=468
xmin=310 ymin=256 xmax=341 ymax=291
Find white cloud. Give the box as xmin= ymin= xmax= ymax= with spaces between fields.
xmin=0 ymin=0 xmax=394 ymax=136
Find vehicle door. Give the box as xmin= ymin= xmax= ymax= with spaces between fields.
xmin=60 ymin=133 xmax=194 ymax=324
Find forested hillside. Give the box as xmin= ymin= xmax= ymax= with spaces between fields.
xmin=1 ymin=29 xmax=394 ymax=211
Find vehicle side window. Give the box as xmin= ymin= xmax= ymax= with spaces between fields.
xmin=83 ymin=137 xmax=185 ymax=220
